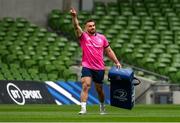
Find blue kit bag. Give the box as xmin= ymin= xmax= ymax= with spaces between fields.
xmin=108 ymin=66 xmax=141 ymax=110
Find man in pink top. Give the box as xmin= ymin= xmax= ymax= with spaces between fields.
xmin=70 ymin=8 xmax=122 ymax=115
xmin=80 ymin=30 xmax=110 ymax=70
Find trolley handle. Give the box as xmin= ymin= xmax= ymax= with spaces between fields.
xmin=133 ymin=77 xmax=141 ymax=86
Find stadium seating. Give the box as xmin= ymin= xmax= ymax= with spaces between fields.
xmin=1 ymin=1 xmax=179 ymax=83
xmin=0 ymin=17 xmax=78 ymax=82
xmin=47 ymin=0 xmax=180 ymax=83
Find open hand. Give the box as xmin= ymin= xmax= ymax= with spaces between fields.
xmin=70 ymin=8 xmax=77 ymax=17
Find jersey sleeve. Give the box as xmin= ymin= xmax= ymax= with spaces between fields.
xmin=79 ymin=32 xmax=86 ymax=46
xmin=79 ymin=32 xmax=85 ymax=40
xmin=103 ymin=35 xmax=109 ymax=48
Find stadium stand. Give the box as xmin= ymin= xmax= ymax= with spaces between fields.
xmin=48 ymin=0 xmax=180 ymax=83
xmin=0 ymin=17 xmax=78 ymax=82
xmin=0 ymin=0 xmax=179 ymax=83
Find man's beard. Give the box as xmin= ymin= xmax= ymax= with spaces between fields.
xmin=88 ymin=29 xmax=96 ymax=35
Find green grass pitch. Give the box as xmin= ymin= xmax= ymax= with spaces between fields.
xmin=0 ymin=104 xmax=180 ymax=122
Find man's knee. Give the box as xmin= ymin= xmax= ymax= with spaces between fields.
xmin=82 ymin=83 xmax=91 ymax=92
xmin=81 ymin=77 xmax=91 ymax=92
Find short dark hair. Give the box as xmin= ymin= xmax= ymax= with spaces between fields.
xmin=84 ymin=19 xmax=96 ymax=25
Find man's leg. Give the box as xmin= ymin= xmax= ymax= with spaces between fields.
xmin=79 ymin=76 xmax=91 ymax=114
xmin=94 ymin=83 xmax=106 ymax=114
xmin=94 ymin=83 xmax=104 ymax=103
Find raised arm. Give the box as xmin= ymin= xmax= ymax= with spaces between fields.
xmin=105 ymin=46 xmax=122 ymax=68
xmin=70 ymin=8 xmax=83 ymax=38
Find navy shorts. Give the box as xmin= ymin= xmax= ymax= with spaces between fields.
xmin=81 ymin=67 xmax=105 ymax=84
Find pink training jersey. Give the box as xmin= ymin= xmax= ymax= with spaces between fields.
xmin=79 ymin=32 xmax=109 ymax=70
